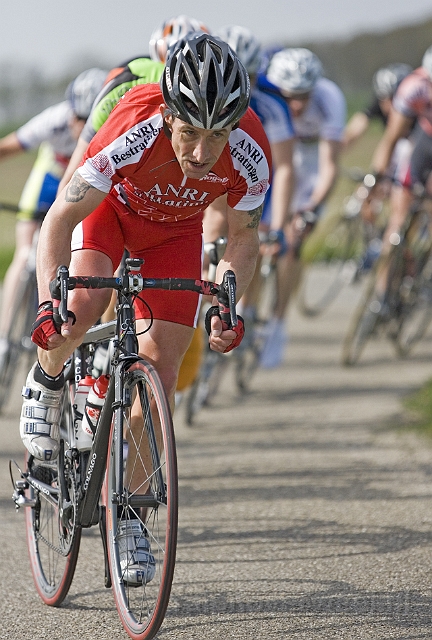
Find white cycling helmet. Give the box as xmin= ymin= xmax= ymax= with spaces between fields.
xmin=149 ymin=15 xmax=210 ymax=63
xmin=422 ymin=45 xmax=432 ymax=80
xmin=266 ymin=47 xmax=322 ymax=95
xmin=66 ymin=68 xmax=108 ymax=119
xmin=372 ymin=63 xmax=413 ymax=99
xmin=215 ymin=25 xmax=262 ymax=75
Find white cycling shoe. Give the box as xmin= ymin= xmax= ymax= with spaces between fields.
xmin=118 ymin=519 xmax=156 ymax=586
xmin=20 ymin=363 xmax=63 ymax=462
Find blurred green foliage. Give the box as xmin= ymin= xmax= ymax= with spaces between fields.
xmin=403 ymin=381 xmax=432 ymax=438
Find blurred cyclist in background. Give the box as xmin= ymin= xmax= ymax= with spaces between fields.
xmin=343 ymin=62 xmax=415 ymax=236
xmin=59 ymin=15 xmax=210 ymax=191
xmin=0 ymin=68 xmax=107 ymax=365
xmin=256 ymin=47 xmax=346 ymax=367
xmin=343 ymin=63 xmax=413 ymax=150
xmin=365 ymin=46 xmax=432 ymax=303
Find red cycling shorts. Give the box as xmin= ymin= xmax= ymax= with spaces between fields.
xmin=71 ymin=194 xmax=204 ymax=327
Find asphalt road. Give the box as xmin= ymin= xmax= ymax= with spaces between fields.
xmin=1 ymin=270 xmax=432 ymax=639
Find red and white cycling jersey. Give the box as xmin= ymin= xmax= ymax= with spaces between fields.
xmin=393 ymin=68 xmax=432 ymax=137
xmin=78 ymin=83 xmax=271 ymax=223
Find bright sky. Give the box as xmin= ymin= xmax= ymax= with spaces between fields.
xmin=2 ymin=0 xmax=432 ymax=78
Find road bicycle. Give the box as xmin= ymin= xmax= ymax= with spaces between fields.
xmin=184 ymin=233 xmax=277 ymax=424
xmin=11 ymin=258 xmax=238 ymax=640
xmin=184 ymin=237 xmax=229 ymax=426
xmin=231 ymin=231 xmax=278 ymax=394
xmin=342 ymin=187 xmax=432 ymax=365
xmin=0 ymin=206 xmax=41 ymax=412
xmin=297 ymin=172 xmax=388 ymax=317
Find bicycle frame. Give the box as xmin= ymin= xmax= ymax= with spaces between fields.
xmin=54 ymin=260 xmax=238 ymax=527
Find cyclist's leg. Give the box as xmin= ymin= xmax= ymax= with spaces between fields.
xmin=126 ymin=319 xmax=194 ymax=493
xmin=374 ymin=183 xmax=413 ymax=296
xmin=37 ymin=249 xmax=114 ymax=378
xmin=122 ymin=218 xmax=202 ymax=490
xmin=174 ymin=199 xmax=226 ymax=397
xmin=374 ymin=132 xmax=431 ymax=296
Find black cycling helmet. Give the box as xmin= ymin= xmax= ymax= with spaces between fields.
xmin=372 ymin=63 xmax=413 ymax=100
xmin=161 ymin=33 xmax=251 ymax=130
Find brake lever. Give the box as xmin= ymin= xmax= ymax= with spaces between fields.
xmin=217 ymin=270 xmax=237 ymax=328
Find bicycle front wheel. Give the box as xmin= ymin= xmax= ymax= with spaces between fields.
xmin=185 ymin=345 xmax=226 ymax=425
xmin=24 ymin=389 xmax=81 ymax=606
xmin=341 ymin=267 xmax=383 ymax=366
xmin=396 ymin=256 xmax=432 ymax=357
xmin=0 ymin=270 xmax=37 ymax=412
xmin=298 ymin=215 xmax=362 ymax=317
xmin=106 ymin=360 xmax=178 ymax=640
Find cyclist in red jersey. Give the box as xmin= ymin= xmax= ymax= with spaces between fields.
xmin=372 ymin=46 xmax=432 ymax=221
xmin=369 ymin=46 xmax=432 ymax=299
xmin=20 ymin=34 xmax=271 ymax=463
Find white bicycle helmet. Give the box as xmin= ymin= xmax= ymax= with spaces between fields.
xmin=161 ymin=33 xmax=250 ymax=130
xmin=215 ymin=25 xmax=261 ymax=75
xmin=422 ymin=45 xmax=432 ymax=80
xmin=266 ymin=48 xmax=322 ymax=95
xmin=149 ymin=15 xmax=210 ymax=63
xmin=66 ymin=68 xmax=108 ymax=119
xmin=372 ymin=63 xmax=413 ymax=99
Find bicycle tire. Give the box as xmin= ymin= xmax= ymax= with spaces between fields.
xmin=233 ymin=256 xmax=277 ymax=395
xmin=298 ymin=214 xmax=363 ymax=317
xmin=0 ymin=270 xmax=37 ymax=412
xmin=185 ymin=345 xmax=226 ymax=425
xmin=24 ymin=386 xmax=82 ymax=606
xmin=105 ymin=360 xmax=178 ymax=640
xmin=341 ymin=262 xmax=385 ymax=366
xmin=233 ymin=334 xmax=262 ymax=394
xmin=342 ymin=242 xmax=407 ymax=365
xmin=395 ymin=253 xmax=432 ymax=357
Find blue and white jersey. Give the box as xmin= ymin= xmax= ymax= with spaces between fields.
xmin=255 ymin=74 xmax=346 ymax=213
xmin=250 ymin=87 xmax=295 ymax=143
xmin=256 ymin=76 xmax=346 ymax=142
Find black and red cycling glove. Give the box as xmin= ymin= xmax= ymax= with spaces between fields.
xmin=31 ymin=301 xmax=61 ymax=350
xmin=31 ymin=300 xmax=76 ymax=350
xmin=204 ymin=305 xmax=245 ymax=353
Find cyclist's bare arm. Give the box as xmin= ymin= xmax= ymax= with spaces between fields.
xmin=371 ymin=109 xmax=414 ymax=176
xmin=342 ymin=111 xmax=370 ymax=149
xmin=269 ymin=138 xmax=295 ymax=230
xmin=306 ymin=138 xmax=341 ymax=208
xmin=57 ymin=136 xmax=90 ymax=193
xmin=37 ymin=173 xmax=105 ymax=304
xmin=203 ymin=194 xmax=229 ymax=242
xmin=0 ymin=131 xmax=25 ymax=160
xmin=207 ymin=202 xmax=261 ymax=351
xmin=215 ymin=203 xmax=262 ymax=299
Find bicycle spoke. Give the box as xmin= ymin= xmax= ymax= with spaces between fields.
xmin=106 ymin=361 xmax=177 ymax=640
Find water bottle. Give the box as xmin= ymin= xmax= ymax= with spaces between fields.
xmin=83 ymin=374 xmax=110 ymax=438
xmin=74 ymin=375 xmax=96 ymax=451
xmin=92 ymin=344 xmax=109 ymax=378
